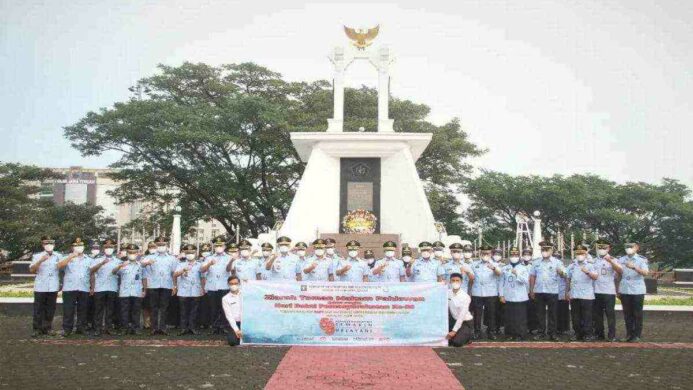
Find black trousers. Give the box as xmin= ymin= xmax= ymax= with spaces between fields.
xmin=527 ymin=298 xmax=539 ymax=332
xmin=33 ymin=291 xmax=57 ymax=332
xmin=119 ymin=297 xmax=142 ymax=330
xmin=471 ymin=296 xmax=496 ymax=334
xmin=167 ymin=294 xmax=179 ymax=327
xmin=534 ymin=293 xmax=558 ymax=336
xmin=557 ymin=300 xmax=571 ymax=333
xmin=503 ymin=301 xmax=528 ymax=338
xmin=495 ymin=298 xmax=504 ymax=332
xmin=226 ymin=322 xmax=242 ymax=346
xmin=62 ymin=291 xmax=89 ymax=333
xmin=570 ymin=299 xmax=594 ymax=339
xmin=93 ymin=291 xmax=118 ymax=332
xmin=197 ymin=293 xmax=210 ymax=328
xmin=86 ymin=294 xmax=95 ymax=329
xmin=179 ymin=297 xmax=200 ymax=331
xmin=620 ymin=294 xmax=645 ymax=339
xmin=208 ymin=289 xmax=230 ymax=330
xmin=593 ymin=293 xmax=616 ymax=339
xmin=147 ymin=288 xmax=172 ymax=332
xmin=448 ymin=314 xmax=473 ymax=347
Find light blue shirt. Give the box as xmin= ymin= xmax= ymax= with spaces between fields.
xmin=300 ymin=256 xmax=335 ymax=281
xmin=31 ymin=251 xmax=61 ymax=292
xmin=530 ymin=257 xmax=566 ymax=294
xmin=268 ymin=254 xmax=301 ymax=281
xmin=499 ymin=264 xmax=529 ymax=302
xmin=202 ymin=253 xmax=231 ymax=291
xmin=142 ymin=253 xmax=178 ymax=289
xmin=91 ymin=256 xmax=121 ymax=292
xmin=593 ymin=257 xmax=618 ymax=295
xmin=618 ymin=254 xmax=649 ymax=295
xmin=443 ymin=260 xmax=473 ymax=291
xmin=372 ymin=258 xmax=405 ymax=282
xmin=62 ymin=255 xmax=92 ymax=292
xmin=175 ymin=261 xmax=204 ymax=297
xmin=232 ymin=257 xmax=261 ymax=282
xmin=336 ymin=257 xmax=369 ymax=282
xmin=471 ymin=259 xmax=501 ymax=297
xmin=567 ymin=261 xmax=596 ymax=300
xmin=410 ymin=258 xmax=444 ymax=282
xmin=558 ymin=276 xmax=568 ymax=300
xmin=118 ymin=261 xmax=145 ymax=298
xmin=327 ymin=254 xmax=343 ymax=274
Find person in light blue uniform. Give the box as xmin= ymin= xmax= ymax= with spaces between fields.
xmin=335 ymin=240 xmax=370 ymax=282
xmin=57 ymin=237 xmax=92 ymax=336
xmin=300 ymin=239 xmax=335 ymax=281
xmin=529 ymin=241 xmax=567 ymax=341
xmin=114 ymin=244 xmax=147 ymax=334
xmin=266 ymin=239 xmax=302 ymax=281
xmin=140 ymin=236 xmax=178 ymax=335
xmin=362 ymin=250 xmax=378 ymax=281
xmin=400 ymin=245 xmax=415 ymax=281
xmin=89 ymin=239 xmax=121 ymax=336
xmin=617 ymin=242 xmax=649 ymax=342
xmin=499 ymin=247 xmax=530 ymax=340
xmin=200 ymin=236 xmax=232 ymax=334
xmin=174 ymin=244 xmax=205 ymax=335
xmin=406 ymin=241 xmax=445 ymax=283
xmin=443 ymin=243 xmax=475 ymax=293
xmin=470 ymin=244 xmax=502 ymax=340
xmin=371 ymin=241 xmax=406 ymax=282
xmin=29 ymin=235 xmax=62 ymax=337
xmin=231 ymin=239 xmax=262 ymax=282
xmin=324 ymin=238 xmax=343 ymax=275
xmin=566 ymin=244 xmax=599 ymax=341
xmin=592 ymin=238 xmax=623 ymax=341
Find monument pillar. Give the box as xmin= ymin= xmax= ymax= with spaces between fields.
xmin=327 ymin=47 xmax=346 ymax=133
xmin=376 ymin=46 xmax=394 ymax=132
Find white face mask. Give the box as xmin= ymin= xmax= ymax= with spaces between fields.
xmin=240 ymin=249 xmax=250 ymax=257
xmin=522 ymin=255 xmax=531 ymax=261
xmin=348 ymin=250 xmax=358 ymax=258
xmin=201 ymin=251 xmax=211 ymax=257
xmin=421 ymin=251 xmax=431 ymax=259
xmin=326 ymin=248 xmax=335 ymax=255
xmin=127 ymin=254 xmax=137 ymax=261
xmin=279 ymin=245 xmax=290 ymax=254
xmin=157 ymin=246 xmax=167 ymax=253
xmin=367 ymin=258 xmax=375 ymax=265
xmin=510 ymin=257 xmax=520 ymax=264
xmin=451 ymin=281 xmax=462 ymax=290
xmin=452 ymin=252 xmax=462 ymax=260
xmin=492 ymin=255 xmax=502 ymax=261
xmin=597 ymin=249 xmax=608 ymax=257
xmin=262 ymin=250 xmax=272 ymax=257
xmin=402 ymin=255 xmax=411 ymax=263
xmin=229 ymin=284 xmax=240 ymax=293
xmin=44 ymin=244 xmax=55 ymax=252
xmin=482 ymin=255 xmax=491 ymax=262
xmin=74 ymin=246 xmax=84 ymax=254
xmin=541 ymin=251 xmax=551 ymax=258
xmin=434 ymin=250 xmax=444 ymax=257
xmin=104 ymin=248 xmax=114 ymax=256
xmin=297 ymin=250 xmax=306 ymax=257
xmin=90 ymin=249 xmax=100 ymax=256
xmin=385 ymin=250 xmax=395 ymax=258
xmin=314 ymin=249 xmax=325 ymax=256
xmin=625 ymin=247 xmax=636 ymax=255
xmin=577 ymin=254 xmax=586 ymax=262
xmin=185 ymin=253 xmax=196 ymax=261
xmin=215 ymin=246 xmax=225 ymax=254
xmin=463 ymin=252 xmax=472 ymax=259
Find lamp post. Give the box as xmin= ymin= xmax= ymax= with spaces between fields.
xmin=531 ymin=210 xmax=542 ymax=258
xmin=171 ymin=206 xmax=182 ymax=255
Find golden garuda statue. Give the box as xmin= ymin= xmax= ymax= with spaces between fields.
xmin=343 ymin=25 xmax=380 ymax=50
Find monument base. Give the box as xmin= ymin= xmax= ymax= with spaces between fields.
xmin=320 ymin=233 xmax=400 ymax=259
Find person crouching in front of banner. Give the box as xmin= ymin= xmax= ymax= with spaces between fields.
xmin=336 ymin=240 xmax=370 ymax=282
xmin=113 ymin=244 xmax=147 ymax=335
xmin=57 ymin=237 xmax=92 ymax=337
xmin=447 ymin=273 xmax=473 ymax=347
xmin=174 ymin=244 xmax=205 ymax=335
xmin=566 ymin=244 xmax=599 ymax=341
xmin=222 ymin=276 xmax=242 ymax=346
xmin=499 ymin=247 xmax=530 ymax=341
xmin=29 ymin=235 xmax=61 ymax=337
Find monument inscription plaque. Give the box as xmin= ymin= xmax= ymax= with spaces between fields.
xmin=340 ymin=158 xmax=380 ymax=233
xmin=347 ymin=182 xmax=373 ymax=211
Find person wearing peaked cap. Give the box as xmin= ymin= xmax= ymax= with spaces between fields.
xmin=118 ymin=243 xmax=129 ymax=260
xmin=401 ymin=244 xmax=415 ymax=281
xmin=200 ymin=237 xmax=233 ymax=335
xmin=566 ymin=244 xmax=599 ymax=341
xmin=444 ymin=243 xmax=475 ymax=292
xmin=145 ymin=241 xmax=157 ymax=256
xmin=470 ymin=244 xmax=502 ymax=340
xmin=361 ymin=249 xmax=377 ymax=281
xmin=491 ymin=248 xmax=507 ymax=334
xmin=57 ymin=237 xmax=91 ymax=337
xmin=618 ymin=241 xmax=649 ymax=342
xmin=592 ymin=238 xmax=622 ymax=342
xmin=299 ymin=239 xmax=334 ymax=282
xmin=140 ymin=236 xmax=178 ymax=336
xmin=432 ymin=241 xmax=446 ymax=263
xmin=371 ymin=241 xmax=405 ymax=283
xmin=323 ymin=238 xmax=343 ymax=274
xmin=225 ymin=242 xmax=239 ymax=260
xmin=264 ymin=240 xmax=301 ymax=281
xmin=529 ymin=240 xmax=567 ymax=341
xmin=112 ymin=244 xmax=147 ymax=335
xmin=29 ymin=236 xmax=62 ymax=337
xmin=231 ymin=240 xmax=262 ymax=283
xmin=335 ymin=240 xmax=369 ymax=282
xmin=89 ymin=238 xmax=122 ymax=337
xmin=200 ymin=243 xmax=212 ymax=259
xmin=173 ymin=244 xmax=205 ymax=335
xmin=407 ymin=242 xmax=445 ymax=283
xmin=521 ymin=248 xmax=533 ymax=266
xmin=498 ymin=247 xmax=530 ymax=340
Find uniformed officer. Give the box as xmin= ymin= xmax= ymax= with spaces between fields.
xmin=196 ymin=243 xmax=213 ymax=330
xmin=432 ymin=241 xmax=447 ymax=264
xmin=200 ymin=243 xmax=212 ymax=259
xmin=200 ymin=236 xmax=232 ymax=334
xmin=174 ymin=244 xmax=205 ymax=335
xmin=226 ymin=242 xmax=240 ymax=261
xmin=406 ymin=242 xmax=445 ymax=282
xmin=139 ymin=236 xmax=177 ymax=336
xmin=363 ymin=250 xmax=377 ymax=281
xmin=324 ymin=237 xmax=343 ymax=271
xmin=231 ymin=239 xmax=261 ymax=283
xmin=401 ymin=244 xmax=414 ymax=281
xmin=447 ymin=273 xmax=474 ymax=347
xmin=521 ymin=247 xmax=539 ymax=334
xmin=591 ymin=239 xmax=623 ymax=341
xmin=57 ymin=237 xmax=92 ymax=336
xmin=529 ymin=241 xmax=567 ymax=341
xmin=113 ymin=244 xmax=147 ymax=335
xmin=371 ymin=241 xmax=406 ymax=282
xmin=566 ymin=244 xmax=599 ymax=341
xmin=335 ymin=240 xmax=370 ymax=282
xmin=443 ymin=243 xmax=475 ymax=292
xmin=267 ymin=238 xmax=302 ymax=281
xmin=557 ymin=261 xmax=571 ymax=336
xmin=89 ymin=239 xmax=121 ymax=336
xmin=618 ymin=242 xmax=649 ymax=342
xmin=300 ymin=239 xmax=335 ymax=281
xmin=499 ymin=248 xmax=530 ymax=340
xmin=470 ymin=244 xmax=502 ymax=340
xmin=492 ymin=247 xmax=506 ymax=334
xmin=521 ymin=248 xmax=533 ymax=266
xmin=84 ymin=240 xmax=101 ymax=332
xmin=29 ymin=236 xmax=61 ymax=337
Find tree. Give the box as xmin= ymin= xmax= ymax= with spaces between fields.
xmin=65 ymin=62 xmax=484 ymax=238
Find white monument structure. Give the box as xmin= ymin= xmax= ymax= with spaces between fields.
xmin=278 ymin=26 xmax=439 ymax=246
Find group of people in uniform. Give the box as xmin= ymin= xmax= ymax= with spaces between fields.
xmin=29 ymin=234 xmax=649 ymax=347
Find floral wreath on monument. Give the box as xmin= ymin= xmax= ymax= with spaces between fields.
xmin=341 ymin=209 xmax=377 ymax=234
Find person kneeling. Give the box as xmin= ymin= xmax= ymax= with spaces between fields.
xmin=222 ymin=276 xmax=242 ymax=346
xmin=447 ymin=273 xmax=473 ymax=347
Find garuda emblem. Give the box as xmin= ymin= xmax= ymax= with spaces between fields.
xmin=343 ymin=25 xmax=380 ymax=50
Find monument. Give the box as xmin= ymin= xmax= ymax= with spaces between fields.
xmin=278 ymin=26 xmax=439 ymax=255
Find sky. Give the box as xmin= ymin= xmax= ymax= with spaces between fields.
xmin=1 ymin=0 xmax=692 ymax=188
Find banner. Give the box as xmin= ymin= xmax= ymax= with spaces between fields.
xmin=241 ymin=281 xmax=448 ymax=346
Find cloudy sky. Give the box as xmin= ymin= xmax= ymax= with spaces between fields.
xmin=1 ymin=0 xmax=692 ymax=187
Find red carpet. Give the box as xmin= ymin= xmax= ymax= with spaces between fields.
xmin=264 ymin=346 xmax=464 ymax=390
